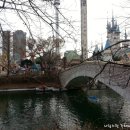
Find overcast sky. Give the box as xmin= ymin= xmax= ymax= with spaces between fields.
xmin=61 ymin=0 xmax=129 ymax=51
xmin=1 ymin=0 xmax=129 ymax=54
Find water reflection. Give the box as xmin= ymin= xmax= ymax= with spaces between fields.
xmin=0 ymin=89 xmax=129 ymax=130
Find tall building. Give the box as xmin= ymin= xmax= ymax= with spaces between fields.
xmin=2 ymin=31 xmax=10 ymax=55
xmin=1 ymin=31 xmax=11 ymax=75
xmin=54 ymin=0 xmax=60 ymax=55
xmin=13 ymin=30 xmax=26 ymax=62
xmin=81 ymin=0 xmax=88 ymax=60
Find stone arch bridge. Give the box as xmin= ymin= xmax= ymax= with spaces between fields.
xmin=59 ymin=61 xmax=130 ymax=101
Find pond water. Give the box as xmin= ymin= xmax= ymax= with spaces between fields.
xmin=0 ymin=88 xmax=130 ymax=130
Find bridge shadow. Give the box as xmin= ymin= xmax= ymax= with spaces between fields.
xmin=63 ymin=90 xmax=124 ymax=129
xmin=66 ymin=76 xmax=107 ymax=90
xmin=66 ymin=76 xmax=92 ymax=89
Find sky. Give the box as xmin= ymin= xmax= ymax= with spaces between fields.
xmin=61 ymin=0 xmax=128 ymax=52
xmin=0 ymin=0 xmax=129 ymax=55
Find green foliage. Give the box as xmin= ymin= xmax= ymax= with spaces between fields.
xmin=35 ymin=57 xmax=42 ymax=64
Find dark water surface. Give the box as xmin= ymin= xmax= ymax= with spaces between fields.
xmin=0 ymin=89 xmax=130 ymax=130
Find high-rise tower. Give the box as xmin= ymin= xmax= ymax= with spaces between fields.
xmin=2 ymin=31 xmax=10 ymax=55
xmin=13 ymin=30 xmax=26 ymax=62
xmin=81 ymin=0 xmax=88 ymax=60
xmin=54 ymin=0 xmax=60 ymax=55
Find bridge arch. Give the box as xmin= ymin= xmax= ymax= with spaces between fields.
xmin=59 ymin=61 xmax=130 ymax=101
xmin=65 ymin=76 xmax=93 ymax=89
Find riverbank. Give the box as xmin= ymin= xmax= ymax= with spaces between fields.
xmin=0 ymin=82 xmax=61 ymax=89
xmin=0 ymin=83 xmax=39 ymax=89
xmin=0 ymin=73 xmax=61 ymax=90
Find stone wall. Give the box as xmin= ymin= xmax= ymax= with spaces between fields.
xmin=59 ymin=61 xmax=130 ymax=101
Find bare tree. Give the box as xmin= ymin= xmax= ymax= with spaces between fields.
xmin=0 ymin=0 xmax=78 ymax=76
xmin=26 ymin=36 xmax=64 ymax=70
xmin=87 ymin=40 xmax=130 ymax=88
xmin=0 ymin=0 xmax=78 ymax=42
